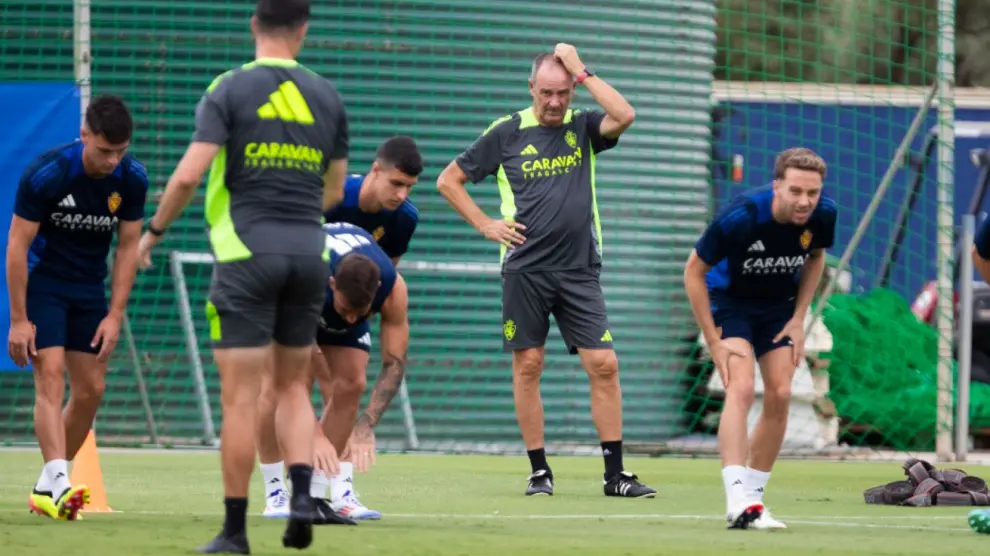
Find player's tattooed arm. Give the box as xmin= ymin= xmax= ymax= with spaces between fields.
xmin=356 ymin=274 xmax=410 ymax=429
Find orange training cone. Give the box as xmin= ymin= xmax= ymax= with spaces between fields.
xmin=70 ymin=430 xmax=112 ymax=513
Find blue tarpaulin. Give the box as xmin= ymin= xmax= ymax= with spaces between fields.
xmin=0 ymin=82 xmax=80 ymax=371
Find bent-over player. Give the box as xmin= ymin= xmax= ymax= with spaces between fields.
xmin=437 ymin=44 xmax=654 ymax=498
xmin=259 ymin=222 xmax=409 ymax=523
xmin=683 ymin=148 xmax=837 ymax=530
xmin=258 ymin=136 xmax=421 ymax=521
xmin=7 ymin=95 xmax=148 ymax=521
xmin=137 ymin=0 xmax=350 ymax=551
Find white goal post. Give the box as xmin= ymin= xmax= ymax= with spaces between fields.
xmin=168 ymin=250 xmax=503 ymax=449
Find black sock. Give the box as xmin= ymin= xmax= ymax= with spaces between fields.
xmin=527 ymin=448 xmax=550 ymax=474
xmin=223 ymin=497 xmax=248 ymax=536
xmin=288 ymin=464 xmax=313 ymax=499
xmin=601 ymin=440 xmax=623 ymax=479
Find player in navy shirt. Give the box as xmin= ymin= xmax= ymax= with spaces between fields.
xmin=322 ymin=136 xmax=422 ymax=264
xmin=256 ymin=136 xmax=422 ymax=521
xmin=684 ymin=148 xmax=836 ymax=531
xmin=255 ymin=222 xmax=409 ymax=523
xmin=6 ymin=95 xmax=148 ymax=521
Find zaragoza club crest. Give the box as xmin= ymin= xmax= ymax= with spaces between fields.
xmin=108 ymin=192 xmax=121 ymax=214
xmin=800 ymin=229 xmax=812 ymax=250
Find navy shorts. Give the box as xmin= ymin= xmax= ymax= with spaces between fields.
xmin=710 ymin=292 xmax=795 ymax=359
xmin=316 ymin=320 xmax=372 ymax=353
xmin=26 ymin=272 xmax=107 ymax=354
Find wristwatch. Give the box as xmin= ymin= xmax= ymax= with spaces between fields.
xmin=576 ymin=67 xmax=596 ymax=84
xmin=148 ymin=222 xmax=166 ymax=237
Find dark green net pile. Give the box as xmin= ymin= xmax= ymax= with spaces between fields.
xmin=822 ymin=288 xmax=990 ymax=450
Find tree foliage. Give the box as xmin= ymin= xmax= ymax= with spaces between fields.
xmin=716 ymin=0 xmax=990 ymax=87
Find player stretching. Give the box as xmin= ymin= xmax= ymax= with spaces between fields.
xmin=683 ymin=148 xmax=836 ymax=530
xmin=258 ymin=136 xmax=422 ymax=521
xmin=137 ymin=0 xmax=350 ymax=551
xmin=6 ymin=95 xmax=148 ymax=521
xmin=437 ymin=44 xmax=655 ymax=498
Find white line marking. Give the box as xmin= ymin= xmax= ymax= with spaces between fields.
xmin=0 ymin=509 xmax=974 ymax=531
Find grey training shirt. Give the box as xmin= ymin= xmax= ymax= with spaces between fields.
xmin=193 ymin=58 xmax=349 ymax=262
xmin=455 ymin=107 xmax=617 ymax=273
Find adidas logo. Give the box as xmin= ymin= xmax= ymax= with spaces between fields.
xmin=58 ymin=195 xmax=76 ymax=208
xmin=520 ymin=144 xmax=538 ymax=156
xmin=747 ymin=240 xmax=765 ymax=252
xmin=257 ymin=81 xmax=314 ymax=124
xmin=600 ymin=330 xmax=613 ymax=342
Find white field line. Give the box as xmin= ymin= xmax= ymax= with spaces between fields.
xmin=0 ymin=509 xmax=975 ymax=531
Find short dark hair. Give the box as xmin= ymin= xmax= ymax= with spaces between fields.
xmin=85 ymin=95 xmax=133 ymax=145
xmin=255 ymin=0 xmax=310 ymax=33
xmin=376 ymin=136 xmax=424 ymax=177
xmin=334 ymin=254 xmax=381 ymax=309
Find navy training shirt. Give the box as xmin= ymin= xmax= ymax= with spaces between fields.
xmin=695 ymin=184 xmax=837 ymax=300
xmin=323 ymin=174 xmax=419 ymax=260
xmin=13 ymin=141 xmax=149 ymax=285
xmin=320 ymin=221 xmax=398 ymax=333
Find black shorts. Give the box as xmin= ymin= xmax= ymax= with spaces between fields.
xmin=710 ymin=292 xmax=795 ymax=358
xmin=501 ymin=267 xmax=613 ymax=354
xmin=27 ymin=272 xmax=107 ymax=354
xmin=206 ymin=254 xmax=329 ymax=349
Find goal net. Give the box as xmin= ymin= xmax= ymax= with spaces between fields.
xmin=0 ymin=1 xmax=968 ymax=462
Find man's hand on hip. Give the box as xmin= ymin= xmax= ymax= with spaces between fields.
xmin=480 ymin=218 xmax=527 ymax=248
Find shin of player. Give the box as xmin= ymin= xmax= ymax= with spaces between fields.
xmin=683 ymin=148 xmax=835 ymax=530
xmin=7 ymin=95 xmax=147 ymax=521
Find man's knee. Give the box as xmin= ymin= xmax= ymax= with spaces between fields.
xmin=722 ymin=341 xmax=757 ymax=408
xmin=65 ymin=352 xmax=107 ymax=406
xmin=215 ymin=346 xmax=267 ymax=407
xmin=271 ymin=342 xmax=314 ymax=387
xmin=580 ymin=349 xmax=618 ymax=382
xmin=33 ymin=348 xmax=66 ymax=403
xmin=512 ymin=348 xmax=545 ymax=382
xmin=333 ymin=372 xmax=366 ymax=401
xmin=758 ymin=347 xmax=796 ymax=416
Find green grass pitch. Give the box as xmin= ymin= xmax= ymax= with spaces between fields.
xmin=0 ymin=450 xmax=987 ymax=555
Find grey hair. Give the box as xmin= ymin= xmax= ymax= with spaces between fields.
xmin=529 ymin=52 xmax=570 ymax=81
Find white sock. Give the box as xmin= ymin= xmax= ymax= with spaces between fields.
xmin=311 ymin=470 xmax=330 ymax=499
xmin=45 ymin=459 xmax=71 ymax=498
xmin=721 ymin=465 xmax=747 ymax=510
xmin=745 ymin=468 xmax=770 ymax=502
xmin=35 ymin=467 xmax=51 ymax=493
xmin=260 ymin=461 xmax=286 ymax=497
xmin=330 ymin=462 xmax=354 ymax=502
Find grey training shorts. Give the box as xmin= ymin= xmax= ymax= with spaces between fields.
xmin=501 ymin=267 xmax=614 ymax=355
xmin=206 ymin=254 xmax=329 ymax=348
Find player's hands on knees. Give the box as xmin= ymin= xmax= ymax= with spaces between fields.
xmin=91 ymin=313 xmax=122 ymax=362
xmin=480 ymin=218 xmax=526 ymax=248
xmin=774 ymin=317 xmax=806 ymax=366
xmin=709 ymin=328 xmax=746 ymax=388
xmin=8 ymin=320 xmax=37 ymax=368
xmin=313 ymin=432 xmax=340 ymax=476
xmin=347 ymin=418 xmax=377 ymax=473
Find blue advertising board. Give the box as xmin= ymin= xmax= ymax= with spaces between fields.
xmin=714 ymin=97 xmax=990 ymax=301
xmin=0 ymin=82 xmax=80 ymax=371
